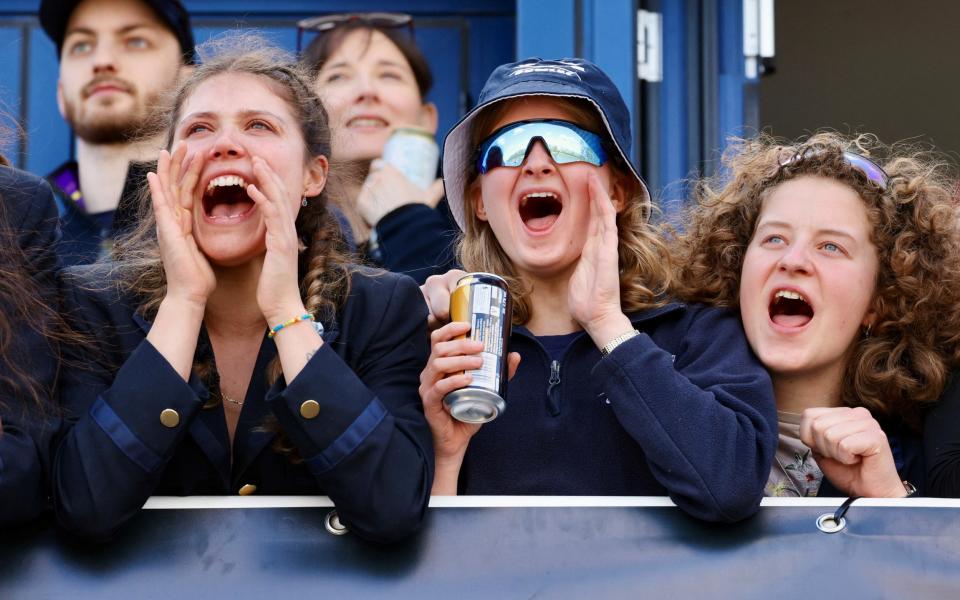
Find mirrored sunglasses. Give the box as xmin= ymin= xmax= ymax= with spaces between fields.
xmin=296 ymin=12 xmax=414 ymax=54
xmin=475 ymin=119 xmax=609 ymax=175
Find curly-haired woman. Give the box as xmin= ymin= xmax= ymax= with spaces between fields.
xmin=673 ymin=132 xmax=960 ymax=497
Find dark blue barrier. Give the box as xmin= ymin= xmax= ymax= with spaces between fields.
xmin=3 ymin=497 xmax=959 ymax=598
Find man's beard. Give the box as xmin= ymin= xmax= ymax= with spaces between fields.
xmin=63 ymin=89 xmax=164 ymax=145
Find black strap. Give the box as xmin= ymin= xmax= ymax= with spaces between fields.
xmin=833 ymin=495 xmax=860 ymax=523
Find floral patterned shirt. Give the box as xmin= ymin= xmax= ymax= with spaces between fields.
xmin=766 ymin=411 xmax=824 ymax=497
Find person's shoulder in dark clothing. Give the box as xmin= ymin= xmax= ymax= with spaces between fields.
xmin=0 ymin=163 xmax=63 ymax=528
xmin=0 ymin=164 xmax=61 ymax=290
xmin=45 ymin=159 xmax=151 ymax=267
xmin=924 ymin=372 xmax=960 ymax=497
xmin=369 ymin=198 xmax=460 ymax=285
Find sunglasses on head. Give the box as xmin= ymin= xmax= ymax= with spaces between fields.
xmin=296 ymin=12 xmax=414 ymax=54
xmin=475 ymin=119 xmax=610 ymax=175
xmin=841 ymin=151 xmax=890 ymax=191
xmin=781 ymin=149 xmax=890 ymax=191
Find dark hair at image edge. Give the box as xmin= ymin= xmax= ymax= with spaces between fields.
xmin=0 ymin=151 xmax=73 ymax=417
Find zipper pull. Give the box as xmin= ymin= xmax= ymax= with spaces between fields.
xmin=546 ymin=360 xmax=562 ymax=416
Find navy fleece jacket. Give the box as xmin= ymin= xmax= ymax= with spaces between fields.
xmin=460 ymin=302 xmax=778 ymax=523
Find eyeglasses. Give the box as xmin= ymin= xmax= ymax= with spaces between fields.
xmin=475 ymin=119 xmax=610 ymax=175
xmin=296 ymin=12 xmax=414 ymax=54
xmin=781 ymin=149 xmax=890 ymax=191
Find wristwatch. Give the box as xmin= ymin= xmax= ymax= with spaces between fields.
xmin=600 ymin=329 xmax=640 ymax=357
xmin=902 ymin=480 xmax=918 ymax=498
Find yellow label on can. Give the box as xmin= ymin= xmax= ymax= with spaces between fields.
xmin=450 ymin=283 xmax=471 ymax=341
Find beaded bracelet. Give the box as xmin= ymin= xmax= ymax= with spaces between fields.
xmin=268 ymin=312 xmax=315 ymax=338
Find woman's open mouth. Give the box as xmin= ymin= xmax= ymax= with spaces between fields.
xmin=768 ymin=289 xmax=814 ymax=329
xmin=202 ymin=175 xmax=256 ymax=222
xmin=519 ymin=192 xmax=563 ymax=232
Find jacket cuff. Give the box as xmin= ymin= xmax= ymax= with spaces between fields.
xmin=266 ymin=343 xmax=388 ymax=474
xmin=91 ymin=340 xmax=203 ymax=473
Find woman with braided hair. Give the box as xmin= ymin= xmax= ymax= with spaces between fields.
xmin=54 ymin=38 xmax=433 ymax=540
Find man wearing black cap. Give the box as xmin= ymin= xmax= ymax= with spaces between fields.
xmin=39 ymin=0 xmax=195 ymax=265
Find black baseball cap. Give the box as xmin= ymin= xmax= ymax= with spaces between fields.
xmin=39 ymin=0 xmax=197 ymax=64
xmin=442 ymin=57 xmax=650 ymax=230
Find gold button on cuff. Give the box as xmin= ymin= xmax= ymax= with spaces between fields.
xmin=238 ymin=484 xmax=257 ymax=496
xmin=300 ymin=399 xmax=320 ymax=419
xmin=159 ymin=408 xmax=180 ymax=428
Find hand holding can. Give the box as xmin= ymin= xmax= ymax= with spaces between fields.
xmin=381 ymin=127 xmax=439 ymax=191
xmin=442 ymin=273 xmax=513 ymax=423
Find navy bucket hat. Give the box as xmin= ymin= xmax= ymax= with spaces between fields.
xmin=40 ymin=0 xmax=197 ymax=64
xmin=442 ymin=57 xmax=650 ymax=230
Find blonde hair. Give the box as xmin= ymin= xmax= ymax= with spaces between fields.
xmin=457 ymin=96 xmax=672 ymax=324
xmin=673 ymin=132 xmax=960 ymax=429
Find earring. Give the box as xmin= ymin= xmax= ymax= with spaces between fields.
xmin=301 ymin=196 xmax=308 ymax=207
xmin=863 ymin=324 xmax=872 ymax=339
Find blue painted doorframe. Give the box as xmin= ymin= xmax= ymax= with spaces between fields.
xmin=516 ymin=0 xmax=754 ymax=215
xmin=516 ymin=0 xmax=639 ymax=167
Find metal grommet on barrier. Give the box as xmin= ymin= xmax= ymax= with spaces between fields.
xmin=816 ymin=496 xmax=859 ymax=534
xmin=325 ymin=510 xmax=349 ymax=536
xmin=815 ymin=513 xmax=847 ymax=533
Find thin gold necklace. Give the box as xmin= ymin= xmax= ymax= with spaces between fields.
xmin=222 ymin=392 xmax=244 ymax=406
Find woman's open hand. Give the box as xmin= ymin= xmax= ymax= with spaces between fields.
xmin=356 ymin=159 xmax=444 ymax=227
xmin=568 ymin=172 xmax=632 ymax=350
xmin=248 ymin=157 xmax=307 ymax=325
xmin=146 ymin=142 xmax=215 ymax=308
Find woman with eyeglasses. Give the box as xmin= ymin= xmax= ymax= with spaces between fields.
xmin=418 ymin=58 xmax=778 ymax=522
xmin=672 ymin=132 xmax=960 ymax=498
xmin=53 ymin=38 xmax=433 ymax=541
xmin=299 ymin=13 xmax=457 ymax=284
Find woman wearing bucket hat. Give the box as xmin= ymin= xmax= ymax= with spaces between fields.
xmin=419 ymin=58 xmax=778 ymax=522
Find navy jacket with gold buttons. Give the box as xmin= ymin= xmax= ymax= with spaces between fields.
xmin=55 ymin=267 xmax=433 ymax=542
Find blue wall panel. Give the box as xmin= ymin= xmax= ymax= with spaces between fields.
xmin=0 ymin=2 xmax=515 ymax=175
xmin=0 ymin=25 xmax=24 ymax=162
xmin=517 ymin=0 xmax=575 ymax=59
xmin=658 ymin=0 xmax=690 ymax=215
xmin=717 ymin=0 xmax=746 ymax=152
xmin=588 ymin=0 xmax=637 ymax=164
xmin=413 ymin=22 xmax=463 ymax=143
xmin=24 ymin=27 xmax=67 ymax=177
xmin=467 ymin=16 xmax=517 ymax=109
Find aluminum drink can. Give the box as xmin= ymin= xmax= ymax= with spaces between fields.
xmin=381 ymin=127 xmax=439 ymax=190
xmin=443 ymin=273 xmax=513 ymax=423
